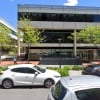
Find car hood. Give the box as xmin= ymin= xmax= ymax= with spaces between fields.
xmin=45 ymin=69 xmax=61 ymax=77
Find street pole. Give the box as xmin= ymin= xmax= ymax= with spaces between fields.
xmin=58 ymin=38 xmax=62 ymax=68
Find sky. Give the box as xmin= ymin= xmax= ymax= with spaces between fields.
xmin=0 ymin=0 xmax=100 ymax=29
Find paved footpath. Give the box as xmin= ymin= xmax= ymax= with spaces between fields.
xmin=0 ymin=61 xmax=39 ymax=66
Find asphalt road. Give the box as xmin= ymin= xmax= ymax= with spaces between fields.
xmin=0 ymin=86 xmax=50 ymax=100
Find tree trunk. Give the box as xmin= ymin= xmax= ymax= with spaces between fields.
xmin=27 ymin=43 xmax=30 ymax=63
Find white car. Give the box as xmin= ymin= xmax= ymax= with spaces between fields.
xmin=47 ymin=75 xmax=100 ymax=100
xmin=0 ymin=64 xmax=61 ymax=89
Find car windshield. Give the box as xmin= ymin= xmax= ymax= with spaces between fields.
xmin=51 ymin=81 xmax=67 ymax=100
xmin=76 ymin=88 xmax=100 ymax=100
xmin=34 ymin=66 xmax=46 ymax=73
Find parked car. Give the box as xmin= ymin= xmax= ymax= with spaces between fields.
xmin=0 ymin=64 xmax=61 ymax=89
xmin=47 ymin=75 xmax=100 ymax=100
xmin=82 ymin=64 xmax=100 ymax=76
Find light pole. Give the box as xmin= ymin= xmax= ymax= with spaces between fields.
xmin=58 ymin=38 xmax=62 ymax=68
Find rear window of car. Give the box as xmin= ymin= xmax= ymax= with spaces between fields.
xmin=75 ymin=88 xmax=100 ymax=100
xmin=51 ymin=81 xmax=67 ymax=100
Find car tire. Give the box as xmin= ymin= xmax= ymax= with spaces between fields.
xmin=2 ymin=79 xmax=13 ymax=89
xmin=44 ymin=79 xmax=54 ymax=88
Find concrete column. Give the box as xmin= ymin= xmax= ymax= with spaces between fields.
xmin=74 ymin=29 xmax=77 ymax=57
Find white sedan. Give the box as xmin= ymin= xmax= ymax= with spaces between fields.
xmin=0 ymin=64 xmax=61 ymax=89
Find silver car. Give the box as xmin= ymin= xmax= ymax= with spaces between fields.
xmin=47 ymin=75 xmax=100 ymax=100
xmin=0 ymin=64 xmax=61 ymax=89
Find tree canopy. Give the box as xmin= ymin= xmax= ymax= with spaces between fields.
xmin=19 ymin=19 xmax=44 ymax=44
xmin=18 ymin=18 xmax=44 ymax=62
xmin=72 ymin=26 xmax=100 ymax=44
xmin=0 ymin=23 xmax=11 ymax=45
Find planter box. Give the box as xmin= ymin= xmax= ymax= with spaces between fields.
xmin=69 ymin=70 xmax=82 ymax=76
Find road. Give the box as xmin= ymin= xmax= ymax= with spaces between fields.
xmin=0 ymin=86 xmax=50 ymax=100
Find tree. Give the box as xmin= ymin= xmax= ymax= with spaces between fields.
xmin=75 ymin=26 xmax=100 ymax=44
xmin=0 ymin=23 xmax=11 ymax=62
xmin=0 ymin=23 xmax=11 ymax=45
xmin=68 ymin=25 xmax=100 ymax=56
xmin=19 ymin=19 xmax=44 ymax=63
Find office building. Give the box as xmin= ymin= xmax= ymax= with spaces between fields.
xmin=18 ymin=5 xmax=100 ymax=62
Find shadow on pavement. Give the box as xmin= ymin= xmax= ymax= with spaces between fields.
xmin=0 ymin=85 xmax=48 ymax=89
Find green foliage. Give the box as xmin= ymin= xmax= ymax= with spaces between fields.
xmin=69 ymin=25 xmax=100 ymax=44
xmin=63 ymin=66 xmax=72 ymax=70
xmin=0 ymin=23 xmax=11 ymax=46
xmin=18 ymin=18 xmax=44 ymax=62
xmin=0 ymin=23 xmax=17 ymax=55
xmin=0 ymin=66 xmax=8 ymax=72
xmin=47 ymin=67 xmax=60 ymax=70
xmin=23 ymin=26 xmax=43 ymax=44
xmin=19 ymin=18 xmax=44 ymax=44
xmin=57 ymin=69 xmax=69 ymax=76
xmin=76 ymin=26 xmax=100 ymax=44
xmin=47 ymin=65 xmax=83 ymax=76
xmin=47 ymin=67 xmax=69 ymax=76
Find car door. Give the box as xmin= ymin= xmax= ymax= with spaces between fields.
xmin=23 ymin=67 xmax=45 ymax=85
xmin=11 ymin=67 xmax=36 ymax=85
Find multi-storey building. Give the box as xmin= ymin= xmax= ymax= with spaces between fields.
xmin=18 ymin=4 xmax=100 ymax=62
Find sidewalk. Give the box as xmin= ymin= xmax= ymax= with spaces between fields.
xmin=0 ymin=61 xmax=39 ymax=66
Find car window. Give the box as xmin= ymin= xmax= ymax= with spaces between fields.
xmin=85 ymin=67 xmax=93 ymax=72
xmin=76 ymin=88 xmax=100 ymax=100
xmin=24 ymin=68 xmax=36 ymax=74
xmin=11 ymin=67 xmax=36 ymax=74
xmin=11 ymin=68 xmax=25 ymax=73
xmin=34 ymin=66 xmax=46 ymax=73
xmin=52 ymin=81 xmax=67 ymax=100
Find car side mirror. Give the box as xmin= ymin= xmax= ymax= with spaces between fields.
xmin=35 ymin=72 xmax=39 ymax=76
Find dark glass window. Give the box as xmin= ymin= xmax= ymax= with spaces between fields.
xmin=76 ymin=88 xmax=100 ymax=100
xmin=94 ymin=15 xmax=100 ymax=22
xmin=24 ymin=68 xmax=36 ymax=74
xmin=52 ymin=81 xmax=67 ymax=100
xmin=11 ymin=67 xmax=36 ymax=74
xmin=11 ymin=68 xmax=25 ymax=73
xmin=18 ymin=12 xmax=100 ymax=22
xmin=42 ymin=30 xmax=73 ymax=43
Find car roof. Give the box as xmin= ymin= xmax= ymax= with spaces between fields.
xmin=60 ymin=75 xmax=100 ymax=90
xmin=8 ymin=64 xmax=35 ymax=69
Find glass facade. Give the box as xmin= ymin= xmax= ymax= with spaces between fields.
xmin=42 ymin=30 xmax=73 ymax=43
xmin=18 ymin=12 xmax=100 ymax=22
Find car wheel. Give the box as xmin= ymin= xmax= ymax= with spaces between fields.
xmin=44 ymin=79 xmax=54 ymax=88
xmin=2 ymin=79 xmax=13 ymax=89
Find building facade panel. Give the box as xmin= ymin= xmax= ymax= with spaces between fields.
xmin=18 ymin=5 xmax=100 ymax=14
xmin=19 ymin=21 xmax=100 ymax=30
